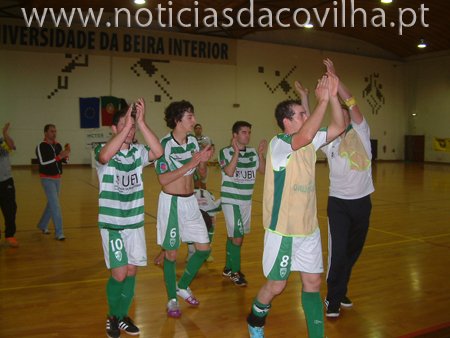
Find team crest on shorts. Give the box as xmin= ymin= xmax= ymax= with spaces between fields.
xmin=170 ymin=238 xmax=176 ymax=247
xmin=280 ymin=267 xmax=287 ymax=278
xmin=115 ymin=251 xmax=122 ymax=261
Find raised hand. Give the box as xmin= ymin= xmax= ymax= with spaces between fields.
xmin=124 ymin=105 xmax=135 ymax=129
xmin=258 ymin=139 xmax=267 ymax=156
xmin=327 ymin=72 xmax=340 ymax=97
xmin=189 ymin=145 xmax=213 ymax=167
xmin=199 ymin=145 xmax=214 ymax=162
xmin=231 ymin=136 xmax=239 ymax=152
xmin=3 ymin=123 xmax=10 ymax=135
xmin=315 ymin=76 xmax=329 ymax=102
xmin=135 ymin=98 xmax=146 ymax=123
xmin=295 ymin=81 xmax=309 ymax=96
xmin=323 ymin=58 xmax=336 ymax=75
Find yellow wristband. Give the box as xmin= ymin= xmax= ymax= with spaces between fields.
xmin=1 ymin=141 xmax=13 ymax=153
xmin=345 ymin=97 xmax=357 ymax=110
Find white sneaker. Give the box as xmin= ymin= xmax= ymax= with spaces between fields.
xmin=176 ymin=286 xmax=199 ymax=305
xmin=167 ymin=299 xmax=181 ymax=318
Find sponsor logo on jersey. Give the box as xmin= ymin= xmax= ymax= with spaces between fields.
xmin=235 ymin=170 xmax=255 ymax=180
xmin=220 ymin=159 xmax=226 ymax=166
xmin=293 ymin=180 xmax=315 ymax=193
xmin=160 ymin=162 xmax=168 ymax=173
xmin=115 ymin=173 xmax=142 ymax=192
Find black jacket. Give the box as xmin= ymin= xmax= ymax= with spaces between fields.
xmin=36 ymin=140 xmax=67 ymax=176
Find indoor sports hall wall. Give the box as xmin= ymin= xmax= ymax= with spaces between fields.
xmin=406 ymin=54 xmax=450 ymax=163
xmin=1 ymin=23 xmax=446 ymax=165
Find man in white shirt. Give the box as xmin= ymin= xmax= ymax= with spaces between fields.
xmin=320 ymin=59 xmax=375 ymax=318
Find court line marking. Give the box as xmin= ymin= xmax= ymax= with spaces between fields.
xmin=396 ymin=321 xmax=450 ymax=338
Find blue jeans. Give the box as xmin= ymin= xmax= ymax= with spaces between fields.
xmin=37 ymin=177 xmax=64 ymax=238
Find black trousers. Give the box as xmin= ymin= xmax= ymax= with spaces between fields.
xmin=326 ymin=195 xmax=372 ymax=307
xmin=0 ymin=177 xmax=17 ymax=238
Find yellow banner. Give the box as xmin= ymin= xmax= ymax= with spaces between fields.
xmin=0 ymin=18 xmax=236 ymax=65
xmin=433 ymin=137 xmax=450 ymax=152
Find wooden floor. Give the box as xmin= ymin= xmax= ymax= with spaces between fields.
xmin=1 ymin=161 xmax=450 ymax=338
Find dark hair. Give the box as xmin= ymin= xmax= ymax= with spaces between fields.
xmin=200 ymin=210 xmax=213 ymax=231
xmin=111 ymin=109 xmax=129 ymax=127
xmin=164 ymin=101 xmax=194 ymax=129
xmin=275 ymin=100 xmax=302 ymax=131
xmin=44 ymin=124 xmax=55 ymax=132
xmin=194 ymin=124 xmax=202 ymax=128
xmin=232 ymin=121 xmax=252 ymax=135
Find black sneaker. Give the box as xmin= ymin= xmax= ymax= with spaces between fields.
xmin=341 ymin=296 xmax=353 ymax=307
xmin=106 ymin=315 xmax=121 ymax=338
xmin=230 ymin=271 xmax=247 ymax=286
xmin=326 ymin=306 xmax=340 ymax=317
xmin=119 ymin=316 xmax=140 ymax=335
xmin=223 ymin=267 xmax=232 ymax=276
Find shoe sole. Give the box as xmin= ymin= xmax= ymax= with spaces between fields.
xmin=340 ymin=302 xmax=353 ymax=307
xmin=167 ymin=310 xmax=181 ymax=318
xmin=119 ymin=323 xmax=140 ymax=335
xmin=326 ymin=312 xmax=340 ymax=317
xmin=231 ymin=280 xmax=247 ymax=286
xmin=119 ymin=329 xmax=140 ymax=336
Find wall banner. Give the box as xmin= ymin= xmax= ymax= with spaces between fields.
xmin=433 ymin=137 xmax=450 ymax=153
xmin=86 ymin=129 xmax=113 ymax=149
xmin=0 ymin=18 xmax=236 ymax=65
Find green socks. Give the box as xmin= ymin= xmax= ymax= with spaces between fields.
xmin=230 ymin=241 xmax=242 ymax=273
xmin=302 ymin=291 xmax=325 ymax=338
xmin=106 ymin=276 xmax=125 ymax=317
xmin=118 ymin=275 xmax=136 ymax=319
xmin=164 ymin=258 xmax=177 ymax=300
xmin=226 ymin=238 xmax=232 ymax=269
xmin=178 ymin=249 xmax=211 ymax=289
xmin=208 ymin=227 xmax=215 ymax=244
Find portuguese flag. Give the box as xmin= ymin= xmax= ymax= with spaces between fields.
xmin=101 ymin=96 xmax=121 ymax=126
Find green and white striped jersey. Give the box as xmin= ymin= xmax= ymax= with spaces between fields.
xmin=219 ymin=146 xmax=259 ymax=206
xmin=155 ymin=133 xmax=200 ymax=176
xmin=95 ymin=143 xmax=153 ymax=230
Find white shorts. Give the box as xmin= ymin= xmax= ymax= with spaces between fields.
xmin=100 ymin=227 xmax=147 ymax=269
xmin=222 ymin=203 xmax=251 ymax=238
xmin=157 ymin=191 xmax=209 ymax=250
xmin=262 ymin=228 xmax=323 ymax=280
